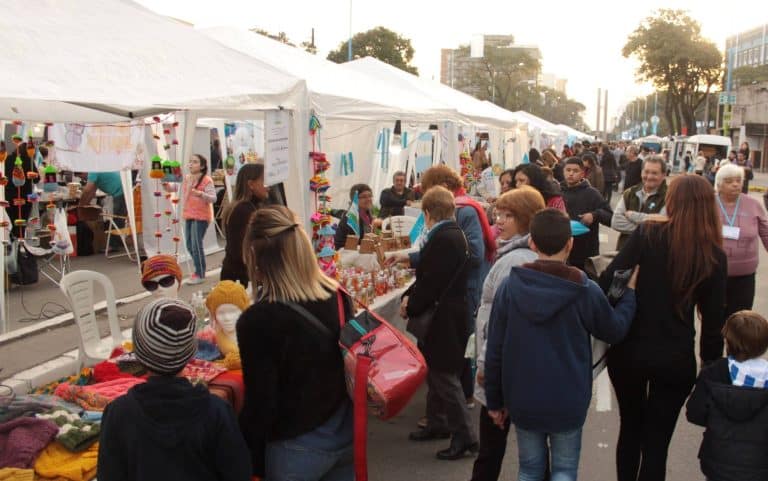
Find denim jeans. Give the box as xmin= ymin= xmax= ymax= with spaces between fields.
xmin=184 ymin=219 xmax=209 ymax=277
xmin=265 ymin=439 xmax=353 ymax=481
xmin=515 ymin=426 xmax=583 ymax=481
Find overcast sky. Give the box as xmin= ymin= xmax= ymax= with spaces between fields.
xmin=136 ymin=0 xmax=768 ymax=130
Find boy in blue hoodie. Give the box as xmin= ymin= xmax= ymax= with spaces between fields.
xmin=484 ymin=208 xmax=637 ymax=481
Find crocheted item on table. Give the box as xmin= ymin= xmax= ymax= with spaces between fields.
xmin=35 ymin=410 xmax=100 ymax=453
xmin=180 ymin=358 xmax=227 ymax=385
xmin=53 ymin=378 xmax=146 ymax=411
xmin=30 ymin=369 xmax=92 ymax=396
xmin=195 ymin=339 xmax=222 ymax=362
xmin=34 ymin=441 xmax=98 ymax=481
xmin=214 ymin=350 xmax=242 ymax=371
xmin=91 ymin=361 xmax=144 ymax=383
xmin=0 ymin=467 xmax=34 ymax=481
xmin=0 ymin=395 xmax=82 ymax=424
xmin=0 ymin=417 xmax=59 ymax=469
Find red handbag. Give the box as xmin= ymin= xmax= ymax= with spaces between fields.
xmin=281 ymin=290 xmax=427 ymax=481
xmin=335 ymin=289 xmax=427 ymax=481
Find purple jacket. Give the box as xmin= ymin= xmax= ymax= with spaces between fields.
xmin=720 ymin=194 xmax=768 ymax=277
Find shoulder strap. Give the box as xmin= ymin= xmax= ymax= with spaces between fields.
xmin=280 ymin=301 xmax=335 ymax=340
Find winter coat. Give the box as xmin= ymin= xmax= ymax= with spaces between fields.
xmin=484 ymin=260 xmax=635 ymax=433
xmin=405 ymin=220 xmax=470 ymax=373
xmin=599 ymin=225 xmax=727 ymax=366
xmin=97 ymin=376 xmax=251 ymax=481
xmin=474 ymin=234 xmax=537 ymax=406
xmin=560 ymin=180 xmax=613 ymax=269
xmin=686 ymin=358 xmax=768 ymax=481
xmin=601 ymin=151 xmax=619 ymax=184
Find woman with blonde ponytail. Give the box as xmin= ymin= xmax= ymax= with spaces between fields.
xmin=236 ymin=205 xmax=353 ymax=481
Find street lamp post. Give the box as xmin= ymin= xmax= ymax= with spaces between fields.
xmin=347 ymin=0 xmax=352 ymax=61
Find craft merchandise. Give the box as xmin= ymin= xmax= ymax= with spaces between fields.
xmin=54 ymin=377 xmax=146 ymax=411
xmin=205 ymin=281 xmax=249 ymax=364
xmin=179 ymin=358 xmax=227 ymax=385
xmin=30 ymin=370 xmax=92 ymax=396
xmin=34 ymin=441 xmax=98 ymax=481
xmin=0 ymin=395 xmax=82 ymax=424
xmin=35 ymin=410 xmax=100 ymax=452
xmin=0 ymin=468 xmax=34 ymax=481
xmin=91 ymin=361 xmax=142 ymax=383
xmin=0 ymin=417 xmax=58 ymax=469
xmin=140 ymin=254 xmax=182 ymax=285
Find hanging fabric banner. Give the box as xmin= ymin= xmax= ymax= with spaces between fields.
xmin=49 ymin=123 xmax=145 ymax=172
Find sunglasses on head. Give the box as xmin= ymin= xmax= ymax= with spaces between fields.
xmin=142 ymin=275 xmax=177 ymax=291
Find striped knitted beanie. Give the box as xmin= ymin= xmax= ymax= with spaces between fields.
xmin=133 ymin=298 xmax=197 ymax=375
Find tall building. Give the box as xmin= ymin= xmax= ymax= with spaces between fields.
xmin=723 ymin=24 xmax=768 ymax=169
xmin=541 ymin=73 xmax=567 ymax=94
xmin=726 ymin=24 xmax=768 ymax=78
xmin=440 ymin=34 xmax=542 ymax=99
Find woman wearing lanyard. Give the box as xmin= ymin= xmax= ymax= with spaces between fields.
xmin=714 ymin=164 xmax=768 ymax=317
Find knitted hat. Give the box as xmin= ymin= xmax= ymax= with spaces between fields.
xmin=133 ymin=298 xmax=197 ymax=375
xmin=205 ymin=281 xmax=249 ymax=315
xmin=36 ymin=409 xmax=100 ymax=452
xmin=141 ymin=254 xmax=182 ymax=287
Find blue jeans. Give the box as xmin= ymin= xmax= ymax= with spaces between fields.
xmin=265 ymin=440 xmax=353 ymax=481
xmin=515 ymin=426 xmax=583 ymax=481
xmin=184 ymin=219 xmax=209 ymax=277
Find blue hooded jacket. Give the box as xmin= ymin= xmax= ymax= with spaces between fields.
xmin=484 ymin=261 xmax=636 ymax=433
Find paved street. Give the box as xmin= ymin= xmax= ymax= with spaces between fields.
xmin=1 ymin=175 xmax=767 ymax=480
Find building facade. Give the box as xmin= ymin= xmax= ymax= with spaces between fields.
xmin=724 ymin=24 xmax=768 ymax=169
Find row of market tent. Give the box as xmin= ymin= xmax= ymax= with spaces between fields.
xmin=0 ymin=0 xmax=595 ymax=325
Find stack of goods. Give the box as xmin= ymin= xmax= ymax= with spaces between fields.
xmin=337 ymin=264 xmax=414 ymax=306
xmin=0 ymin=296 xmax=246 ymax=480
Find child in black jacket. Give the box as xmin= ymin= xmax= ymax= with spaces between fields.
xmin=686 ymin=310 xmax=768 ymax=481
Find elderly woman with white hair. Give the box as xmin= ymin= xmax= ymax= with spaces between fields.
xmin=715 ymin=163 xmax=768 ymax=317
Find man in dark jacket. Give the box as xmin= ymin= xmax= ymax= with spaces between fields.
xmin=98 ymin=299 xmax=251 ymax=481
xmin=560 ymin=157 xmax=613 ymax=271
xmin=485 ymin=208 xmax=636 ymax=481
xmin=624 ymin=145 xmax=642 ymax=190
xmin=379 ymin=170 xmax=414 ymax=218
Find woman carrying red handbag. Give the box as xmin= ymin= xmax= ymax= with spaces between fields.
xmin=236 ymin=205 xmax=354 ymax=481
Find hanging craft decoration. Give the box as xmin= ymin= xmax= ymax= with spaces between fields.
xmin=307 ymin=115 xmax=338 ymax=278
xmin=0 ymin=142 xmax=7 ymax=242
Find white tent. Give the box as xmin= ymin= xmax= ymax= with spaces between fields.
xmin=556 ymin=124 xmax=595 ymax=142
xmin=0 ymin=0 xmax=305 ymax=121
xmin=202 ymin=28 xmax=462 ymax=122
xmin=344 ymin=58 xmax=517 ymax=129
xmin=0 ymin=0 xmax=312 ymax=332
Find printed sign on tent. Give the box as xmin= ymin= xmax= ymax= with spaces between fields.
xmin=265 ymin=110 xmax=290 ymax=186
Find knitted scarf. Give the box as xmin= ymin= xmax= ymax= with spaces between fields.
xmin=454 ymin=188 xmax=496 ymax=262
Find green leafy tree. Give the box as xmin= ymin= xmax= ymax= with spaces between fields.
xmin=327 ymin=27 xmax=418 ymax=74
xmin=456 ymin=45 xmax=541 ymax=107
xmin=622 ymin=9 xmax=722 ymax=135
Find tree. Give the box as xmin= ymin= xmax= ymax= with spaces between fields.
xmin=327 ymin=27 xmax=418 ymax=74
xmin=249 ymin=28 xmax=316 ymax=55
xmin=456 ymin=45 xmax=541 ymax=107
xmin=622 ymin=9 xmax=722 ymax=135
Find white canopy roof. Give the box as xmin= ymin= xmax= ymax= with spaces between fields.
xmin=203 ymin=29 xmax=460 ymax=122
xmin=510 ymin=110 xmax=566 ymax=136
xmin=556 ymin=124 xmax=595 ymax=141
xmin=0 ymin=0 xmax=305 ymax=122
xmin=343 ymin=57 xmax=518 ymax=128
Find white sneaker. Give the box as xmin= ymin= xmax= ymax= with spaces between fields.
xmin=187 ymin=275 xmax=205 ymax=285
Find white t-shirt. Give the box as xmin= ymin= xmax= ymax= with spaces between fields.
xmin=694 ymin=156 xmax=707 ymax=172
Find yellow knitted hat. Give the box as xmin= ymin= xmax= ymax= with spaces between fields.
xmin=205 ymin=281 xmax=250 ymax=314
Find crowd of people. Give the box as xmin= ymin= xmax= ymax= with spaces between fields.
xmin=89 ymin=139 xmax=768 ymax=481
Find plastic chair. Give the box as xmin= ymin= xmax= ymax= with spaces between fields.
xmin=382 ymin=215 xmax=417 ymax=238
xmin=60 ymin=270 xmax=124 ymax=368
